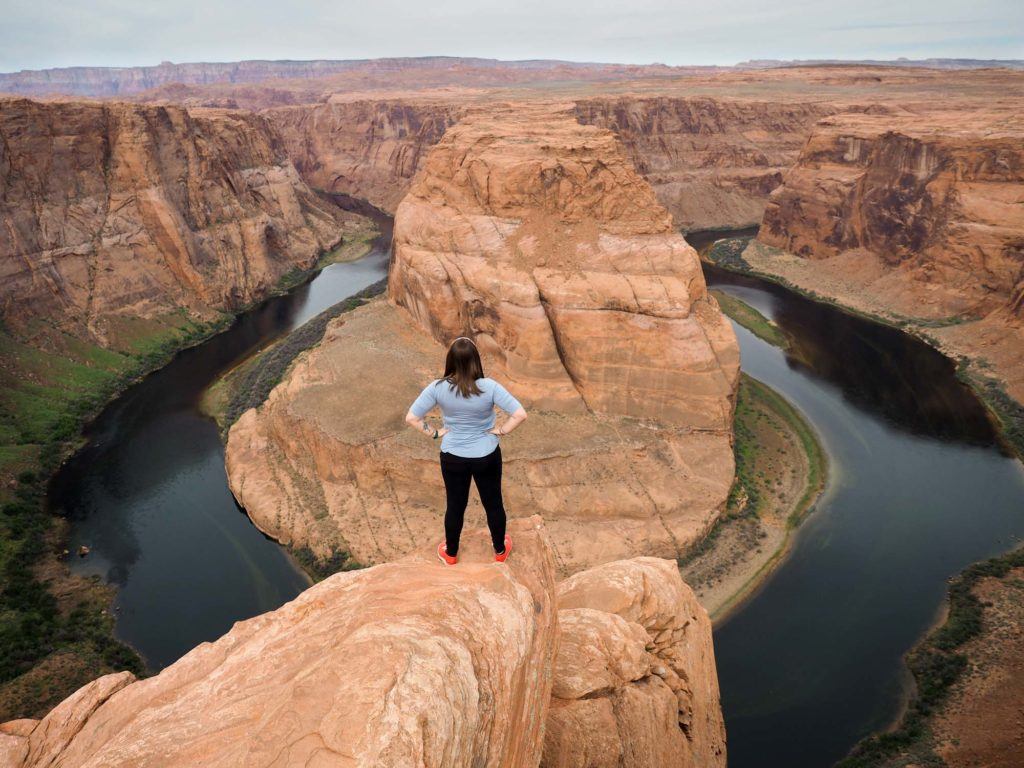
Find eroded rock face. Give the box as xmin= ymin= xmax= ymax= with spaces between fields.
xmin=543 ymin=558 xmax=726 ymax=768
xmin=751 ymin=110 xmax=1024 ymax=402
xmin=760 ymin=112 xmax=1024 ymax=318
xmin=390 ymin=104 xmax=739 ymax=426
xmin=575 ymin=97 xmax=834 ymax=231
xmin=3 ymin=519 xmax=558 ymax=768
xmin=262 ymin=95 xmax=832 ymax=233
xmin=2 ymin=523 xmax=725 ymax=768
xmin=226 ymin=104 xmax=739 ymax=573
xmin=0 ymin=98 xmax=353 ymax=346
xmin=265 ymin=100 xmax=462 ymax=213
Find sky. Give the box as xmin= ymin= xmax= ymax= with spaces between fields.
xmin=1 ymin=0 xmax=1021 ymax=72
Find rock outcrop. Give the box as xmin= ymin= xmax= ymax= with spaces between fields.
xmin=0 ymin=98 xmax=356 ymax=347
xmin=264 ymin=100 xmax=462 ymax=213
xmin=575 ymin=97 xmax=833 ymax=231
xmin=1 ymin=520 xmax=725 ymax=767
xmin=543 ymin=557 xmax=725 ymax=767
xmin=748 ymin=109 xmax=1024 ymax=402
xmin=226 ymin=104 xmax=739 ymax=573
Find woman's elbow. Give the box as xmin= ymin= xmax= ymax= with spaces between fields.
xmin=514 ymin=407 xmax=528 ymax=420
xmin=404 ymin=411 xmax=420 ymax=427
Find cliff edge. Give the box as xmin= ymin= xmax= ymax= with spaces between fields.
xmin=0 ymin=517 xmax=725 ymax=768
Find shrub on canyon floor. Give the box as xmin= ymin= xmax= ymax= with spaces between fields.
xmin=291 ymin=545 xmax=364 ymax=581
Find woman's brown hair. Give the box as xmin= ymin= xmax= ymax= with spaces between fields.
xmin=443 ymin=337 xmax=484 ymax=397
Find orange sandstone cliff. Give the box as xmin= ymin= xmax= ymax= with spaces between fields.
xmin=257 ymin=95 xmax=831 ymax=234
xmin=0 ymin=98 xmax=357 ymax=347
xmin=574 ymin=97 xmax=833 ymax=231
xmin=0 ymin=519 xmax=726 ymax=768
xmin=388 ymin=104 xmax=739 ymax=425
xmin=747 ymin=109 xmax=1024 ymax=403
xmin=543 ymin=557 xmax=726 ymax=767
xmin=264 ymin=100 xmax=462 ymax=212
xmin=225 ymin=104 xmax=740 ymax=573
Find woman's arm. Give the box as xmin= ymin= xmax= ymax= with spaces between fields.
xmin=491 ymin=406 xmax=527 ymax=436
xmin=405 ymin=410 xmax=448 ymax=440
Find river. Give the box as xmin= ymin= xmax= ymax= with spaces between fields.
xmin=48 ymin=207 xmax=392 ymax=671
xmin=689 ymin=232 xmax=1024 ymax=767
xmin=46 ymin=218 xmax=1024 ymax=766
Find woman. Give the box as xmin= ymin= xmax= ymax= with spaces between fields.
xmin=405 ymin=337 xmax=527 ymax=565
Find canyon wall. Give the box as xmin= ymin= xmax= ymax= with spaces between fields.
xmin=0 ymin=520 xmax=725 ymax=768
xmin=749 ymin=110 xmax=1024 ymax=402
xmin=574 ymin=97 xmax=834 ymax=231
xmin=760 ymin=112 xmax=1024 ymax=318
xmin=543 ymin=557 xmax=726 ymax=767
xmin=225 ymin=104 xmax=739 ymax=574
xmin=259 ymin=95 xmax=831 ymax=232
xmin=0 ymin=98 xmax=356 ymax=347
xmin=264 ymin=100 xmax=462 ymax=212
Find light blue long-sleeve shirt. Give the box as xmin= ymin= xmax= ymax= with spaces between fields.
xmin=410 ymin=377 xmax=523 ymax=458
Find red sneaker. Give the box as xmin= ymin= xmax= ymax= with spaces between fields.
xmin=495 ymin=535 xmax=512 ymax=563
xmin=437 ymin=542 xmax=457 ymax=566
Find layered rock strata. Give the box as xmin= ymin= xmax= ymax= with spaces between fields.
xmin=574 ymin=97 xmax=834 ymax=231
xmin=1 ymin=520 xmax=725 ymax=768
xmin=0 ymin=98 xmax=355 ymax=346
xmin=388 ymin=104 xmax=739 ymax=425
xmin=264 ymin=100 xmax=462 ymax=213
xmin=261 ymin=95 xmax=831 ymax=232
xmin=543 ymin=557 xmax=725 ymax=767
xmin=226 ymin=104 xmax=739 ymax=573
xmin=750 ymin=110 xmax=1024 ymax=402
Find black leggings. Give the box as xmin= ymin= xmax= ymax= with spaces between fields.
xmin=440 ymin=446 xmax=506 ymax=555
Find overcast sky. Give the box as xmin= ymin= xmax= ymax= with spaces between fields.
xmin=2 ymin=0 xmax=1021 ymax=72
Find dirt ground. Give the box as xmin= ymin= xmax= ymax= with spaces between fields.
xmin=932 ymin=567 xmax=1024 ymax=767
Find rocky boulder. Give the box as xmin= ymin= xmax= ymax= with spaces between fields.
xmin=543 ymin=558 xmax=725 ymax=767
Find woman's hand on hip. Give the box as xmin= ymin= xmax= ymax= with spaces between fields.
xmin=437 ymin=427 xmax=449 ymax=438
